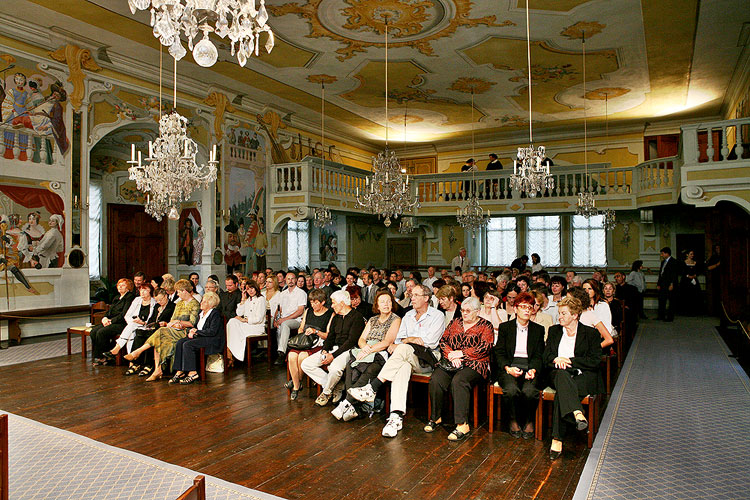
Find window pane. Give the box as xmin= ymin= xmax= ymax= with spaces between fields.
xmin=526 ymin=216 xmax=561 ymax=266
xmin=287 ymin=220 xmax=309 ymax=270
xmin=487 ymin=217 xmax=516 ymax=266
xmin=88 ymin=180 xmax=102 ymax=279
xmin=572 ymin=215 xmax=607 ymax=267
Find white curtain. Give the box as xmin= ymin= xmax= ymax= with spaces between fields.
xmin=88 ymin=180 xmax=102 ymax=279
xmin=572 ymin=215 xmax=607 ymax=266
xmin=487 ymin=217 xmax=517 ymax=266
xmin=527 ymin=216 xmax=561 ymax=266
xmin=287 ymin=220 xmax=309 ymax=270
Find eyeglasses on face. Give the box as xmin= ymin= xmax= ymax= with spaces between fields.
xmin=516 ymin=304 xmax=534 ymax=311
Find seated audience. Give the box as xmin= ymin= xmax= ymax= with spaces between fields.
xmin=494 ymin=292 xmax=545 ymax=439
xmin=125 ymin=279 xmax=200 ymax=381
xmin=302 ymin=290 xmax=365 ymax=405
xmin=530 ymin=290 xmax=554 ymax=338
xmin=436 ymin=284 xmax=460 ymax=328
xmin=460 ymin=282 xmax=472 ymax=299
xmin=285 ymin=288 xmax=333 ymax=400
xmin=582 ymin=279 xmax=615 ymax=345
xmin=263 ymin=275 xmax=281 ymax=314
xmin=127 ymin=287 xmax=175 ymax=376
xmin=568 ymin=286 xmax=614 ymax=350
xmin=347 ymin=285 xmax=372 ymax=320
xmin=226 ymin=279 xmax=268 ymax=364
xmin=479 ymin=290 xmax=508 ymax=341
xmin=219 ymin=275 xmax=242 ymax=321
xmin=503 ymin=283 xmax=520 ymax=317
xmin=544 ymin=296 xmax=603 ymax=459
xmin=91 ymin=278 xmax=136 ymax=366
xmin=332 ymin=289 xmax=400 ymax=421
xmin=348 ymin=284 xmax=444 ymax=438
xmin=103 ymin=283 xmax=156 ymax=362
xmin=425 ymin=296 xmax=493 ymax=441
xmin=273 ymin=272 xmax=308 ymax=364
xmin=170 ymin=292 xmax=224 ymax=384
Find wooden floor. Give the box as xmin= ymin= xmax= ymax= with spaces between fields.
xmin=0 ymin=351 xmax=594 ymax=500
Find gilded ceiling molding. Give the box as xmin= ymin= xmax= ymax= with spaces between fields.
xmin=585 ymin=87 xmax=630 ymax=100
xmin=257 ymin=110 xmax=291 ymax=164
xmin=269 ymin=0 xmax=514 ymax=61
xmin=450 ymin=77 xmax=496 ymax=94
xmin=48 ymin=44 xmax=102 ymax=111
xmin=307 ymin=74 xmax=338 ymax=84
xmin=203 ymin=92 xmax=237 ymax=139
xmin=560 ymin=21 xmax=606 ymax=40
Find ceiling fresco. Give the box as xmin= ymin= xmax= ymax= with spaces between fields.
xmin=10 ymin=0 xmax=750 ymax=146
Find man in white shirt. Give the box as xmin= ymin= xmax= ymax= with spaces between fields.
xmin=451 ymin=247 xmax=470 ymax=274
xmin=422 ymin=266 xmax=438 ymax=289
xmin=273 ymin=272 xmax=308 ymax=364
xmin=348 ymin=284 xmax=445 ymax=438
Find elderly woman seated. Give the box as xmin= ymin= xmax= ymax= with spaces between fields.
xmin=127 ymin=287 xmax=175 ymax=376
xmin=102 ymin=283 xmax=156 ymax=364
xmin=493 ymin=292 xmax=545 ymax=439
xmin=226 ymin=279 xmax=268 ymax=365
xmin=169 ymin=291 xmax=224 ymax=384
xmin=331 ymin=289 xmax=400 ymax=421
xmin=543 ymin=296 xmax=603 ymax=459
xmin=426 ymin=296 xmax=494 ymax=441
xmin=285 ymin=288 xmax=333 ymax=400
xmin=125 ymin=279 xmax=200 ymax=381
xmin=91 ymin=278 xmax=136 ymax=366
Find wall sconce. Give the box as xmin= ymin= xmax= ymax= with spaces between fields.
xmin=72 ymin=195 xmax=89 ymax=210
xmin=220 ymin=209 xmax=231 ymax=221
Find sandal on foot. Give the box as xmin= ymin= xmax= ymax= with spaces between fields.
xmin=283 ymin=380 xmax=294 ymax=390
xmin=424 ymin=420 xmax=440 ymax=433
xmin=179 ymin=373 xmax=200 ymax=385
xmin=168 ymin=373 xmax=185 ymax=384
xmin=447 ymin=428 xmax=469 ymax=441
xmin=102 ymin=352 xmax=116 ymax=361
xmin=124 ymin=365 xmax=140 ymax=376
xmin=138 ymin=366 xmax=153 ymax=377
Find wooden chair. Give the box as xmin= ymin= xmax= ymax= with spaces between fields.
xmin=535 ymin=387 xmax=598 ymax=448
xmin=90 ymin=301 xmax=109 ymax=326
xmin=245 ymin=311 xmax=273 ymax=371
xmin=487 ymin=383 xmax=504 ymax=433
xmin=175 ymin=475 xmax=205 ymax=500
xmin=0 ymin=414 xmax=7 ymax=500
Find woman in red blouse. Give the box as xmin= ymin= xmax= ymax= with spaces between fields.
xmin=426 ymin=296 xmax=494 ymax=440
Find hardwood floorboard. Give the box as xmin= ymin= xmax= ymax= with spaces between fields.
xmin=0 ymin=353 xmax=593 ymax=500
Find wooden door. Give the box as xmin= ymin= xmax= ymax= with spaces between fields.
xmin=388 ymin=238 xmax=417 ymax=269
xmin=644 ymin=134 xmax=680 ymax=161
xmin=705 ymin=202 xmax=749 ymax=318
xmin=107 ymin=204 xmax=167 ymax=281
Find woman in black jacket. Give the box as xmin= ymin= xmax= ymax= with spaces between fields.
xmin=91 ymin=279 xmax=135 ymax=365
xmin=543 ymin=295 xmax=603 ymax=459
xmin=170 ymin=292 xmax=225 ymax=384
xmin=493 ymin=292 xmax=545 ymax=439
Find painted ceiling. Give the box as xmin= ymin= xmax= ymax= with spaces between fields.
xmin=10 ymin=0 xmax=750 ymax=146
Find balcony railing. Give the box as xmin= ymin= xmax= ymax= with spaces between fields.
xmin=0 ymin=124 xmax=57 ymax=165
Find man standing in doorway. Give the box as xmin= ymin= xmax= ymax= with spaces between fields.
xmin=451 ymin=247 xmax=470 ymax=274
xmin=657 ymin=247 xmax=679 ymax=322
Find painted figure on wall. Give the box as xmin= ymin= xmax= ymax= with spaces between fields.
xmin=178 ymin=217 xmax=194 ymax=265
xmin=320 ymin=228 xmax=338 ymax=263
xmin=34 ymin=214 xmax=63 ymax=268
xmin=0 ymin=215 xmax=39 ymax=294
xmin=17 ymin=211 xmax=44 ymax=267
xmin=192 ymin=226 xmax=204 ymax=265
xmin=224 ymin=221 xmax=242 ymax=274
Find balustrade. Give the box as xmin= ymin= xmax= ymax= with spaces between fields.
xmin=0 ymin=124 xmax=56 ymax=164
xmin=682 ymin=117 xmax=750 ymax=165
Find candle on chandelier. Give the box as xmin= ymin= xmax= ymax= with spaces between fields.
xmin=149 ymin=141 xmax=154 ymax=158
xmin=131 ymin=143 xmax=135 ymax=161
xmin=184 ymin=140 xmax=189 ymax=157
xmin=212 ymin=144 xmax=217 ymax=162
xmin=138 ymin=150 xmax=142 ymax=164
xmin=513 ymin=160 xmax=517 ymax=175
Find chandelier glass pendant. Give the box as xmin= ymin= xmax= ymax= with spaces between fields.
xmin=128 ymin=54 xmax=218 ymax=221
xmin=356 ymin=17 xmax=419 ymax=227
xmin=509 ymin=2 xmax=554 ymax=198
xmin=398 ymin=216 xmax=415 ymax=234
xmin=313 ymin=82 xmax=333 ymax=228
xmin=127 ymin=0 xmax=274 ymax=67
xmin=457 ymin=89 xmax=489 ymax=238
xmin=575 ymin=32 xmax=596 ymax=218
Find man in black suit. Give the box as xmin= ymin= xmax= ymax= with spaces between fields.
xmin=657 ymin=247 xmax=680 ymax=321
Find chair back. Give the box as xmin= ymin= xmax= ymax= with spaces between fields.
xmin=90 ymin=301 xmax=109 ymax=325
xmin=0 ymin=414 xmax=8 ymax=500
xmin=175 ymin=475 xmax=205 ymax=500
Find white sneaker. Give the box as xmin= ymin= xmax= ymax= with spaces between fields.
xmin=348 ymin=383 xmax=376 ymax=403
xmin=342 ymin=402 xmax=359 ymax=422
xmin=382 ymin=413 xmax=403 ymax=438
xmin=331 ymin=400 xmax=347 ymax=420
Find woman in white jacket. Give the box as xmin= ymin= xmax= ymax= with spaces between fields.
xmin=104 ymin=284 xmax=156 ymax=361
xmin=227 ymin=279 xmax=268 ymax=362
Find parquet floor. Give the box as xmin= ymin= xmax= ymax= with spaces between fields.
xmin=0 ymin=352 xmax=592 ymax=500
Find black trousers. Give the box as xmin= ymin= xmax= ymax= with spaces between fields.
xmin=429 ymin=366 xmax=483 ymax=425
xmin=173 ymin=336 xmax=215 ymax=373
xmin=549 ymin=369 xmax=594 ymax=440
xmin=344 ymin=356 xmax=385 ymax=405
xmin=90 ymin=323 xmax=125 ymax=359
xmin=499 ymin=371 xmax=539 ymax=426
xmin=657 ymin=287 xmax=676 ymax=320
xmin=131 ymin=328 xmax=155 ymax=368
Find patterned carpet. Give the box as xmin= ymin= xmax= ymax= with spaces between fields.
xmin=0 ymin=338 xmax=81 ymax=367
xmin=3 ymin=411 xmax=284 ymax=500
xmin=573 ymin=317 xmax=750 ymax=500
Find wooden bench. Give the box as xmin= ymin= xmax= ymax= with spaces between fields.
xmin=0 ymin=305 xmax=91 ymax=344
xmin=535 ymin=387 xmax=598 ymax=448
xmin=66 ymin=326 xmax=123 ymax=365
xmin=175 ymin=475 xmax=205 ymax=500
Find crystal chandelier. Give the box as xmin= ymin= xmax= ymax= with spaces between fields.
xmin=576 ymin=32 xmax=596 ymax=218
xmin=356 ymin=17 xmax=419 ymax=227
xmin=509 ymin=1 xmax=553 ymax=197
xmin=456 ymin=89 xmax=489 ymax=237
xmin=313 ymin=81 xmax=333 ymax=228
xmin=127 ymin=0 xmax=274 ymax=67
xmin=398 ymin=216 xmax=415 ymax=234
xmin=602 ymin=208 xmax=617 ymax=229
xmin=128 ymin=55 xmax=218 ymax=221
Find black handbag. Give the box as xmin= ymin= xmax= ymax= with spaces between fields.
xmin=437 ymin=356 xmax=461 ymax=372
xmin=287 ymin=332 xmax=318 ymax=350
